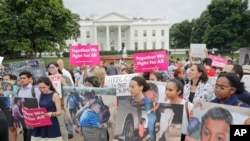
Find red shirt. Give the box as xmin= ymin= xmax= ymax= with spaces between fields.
xmin=206 ymin=68 xmax=216 ymax=77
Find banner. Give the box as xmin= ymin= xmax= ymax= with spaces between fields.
xmin=186 ymin=101 xmax=250 ymax=141
xmin=104 ymin=73 xmax=138 ymax=96
xmin=208 ymin=54 xmax=227 ymax=68
xmin=62 ymin=86 xmax=116 ymax=140
xmin=22 ymin=106 xmax=52 ymax=128
xmin=4 ymin=59 xmax=46 ymax=81
xmin=114 ymin=96 xmax=183 ymax=141
xmin=70 ymin=45 xmax=100 ymax=66
xmin=133 ymin=50 xmax=168 ymax=73
xmin=48 ymin=75 xmax=62 ymax=98
xmin=190 ymin=44 xmax=206 ymax=58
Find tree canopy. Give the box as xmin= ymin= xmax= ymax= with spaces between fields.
xmin=0 ymin=0 xmax=80 ymax=58
xmin=170 ymin=0 xmax=250 ymax=51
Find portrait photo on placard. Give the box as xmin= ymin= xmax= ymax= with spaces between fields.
xmin=185 ymin=101 xmax=250 ymax=141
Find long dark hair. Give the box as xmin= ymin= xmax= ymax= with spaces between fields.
xmin=37 ymin=76 xmax=56 ymax=92
xmin=131 ymin=76 xmax=150 ymax=93
xmin=191 ymin=64 xmax=208 ymax=85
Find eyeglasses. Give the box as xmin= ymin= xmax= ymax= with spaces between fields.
xmin=215 ymin=84 xmax=233 ymax=90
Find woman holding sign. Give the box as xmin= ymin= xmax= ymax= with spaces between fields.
xmin=31 ymin=76 xmax=62 ymax=141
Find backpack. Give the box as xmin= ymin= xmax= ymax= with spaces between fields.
xmin=95 ymin=95 xmax=110 ymax=123
xmin=17 ymin=85 xmax=36 ymax=98
xmin=100 ymin=104 xmax=110 ymax=123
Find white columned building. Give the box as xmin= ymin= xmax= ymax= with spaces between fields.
xmin=66 ymin=12 xmax=170 ymax=51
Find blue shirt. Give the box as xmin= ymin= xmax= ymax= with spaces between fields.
xmin=211 ymin=94 xmax=250 ymax=108
xmin=79 ymin=109 xmax=100 ymax=128
xmin=141 ymin=97 xmax=153 ymax=112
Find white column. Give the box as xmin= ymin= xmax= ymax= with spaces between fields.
xmin=129 ymin=26 xmax=133 ymax=50
xmin=94 ymin=26 xmax=97 ymax=44
xmin=118 ymin=25 xmax=121 ymax=51
xmin=106 ymin=26 xmax=110 ymax=51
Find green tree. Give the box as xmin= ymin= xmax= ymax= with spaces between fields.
xmin=170 ymin=20 xmax=194 ymax=49
xmin=204 ymin=0 xmax=249 ymax=50
xmin=191 ymin=10 xmax=210 ymax=44
xmin=0 ymin=0 xmax=80 ymax=58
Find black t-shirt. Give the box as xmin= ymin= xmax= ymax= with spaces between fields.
xmin=189 ymin=92 xmax=195 ymax=103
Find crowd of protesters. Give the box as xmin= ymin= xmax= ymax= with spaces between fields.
xmin=0 ymin=49 xmax=250 ymax=141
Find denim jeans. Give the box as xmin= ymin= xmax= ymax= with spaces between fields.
xmin=148 ymin=112 xmax=156 ymax=141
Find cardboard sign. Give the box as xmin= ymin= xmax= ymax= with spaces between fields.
xmin=134 ymin=50 xmax=168 ymax=73
xmin=48 ymin=75 xmax=62 ymax=98
xmin=104 ymin=74 xmax=138 ymax=96
xmin=208 ymin=55 xmax=227 ymax=68
xmin=239 ymin=48 xmax=250 ymax=65
xmin=70 ymin=45 xmax=100 ymax=66
xmin=0 ymin=56 xmax=3 ymax=65
xmin=190 ymin=44 xmax=206 ymax=58
xmin=241 ymin=75 xmax=250 ymax=92
xmin=22 ymin=106 xmax=52 ymax=128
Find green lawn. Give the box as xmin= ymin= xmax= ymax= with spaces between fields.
xmin=2 ymin=53 xmax=239 ymax=70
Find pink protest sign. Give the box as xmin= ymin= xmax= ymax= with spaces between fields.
xmin=208 ymin=55 xmax=227 ymax=68
xmin=70 ymin=45 xmax=100 ymax=66
xmin=22 ymin=106 xmax=52 ymax=128
xmin=134 ymin=50 xmax=168 ymax=73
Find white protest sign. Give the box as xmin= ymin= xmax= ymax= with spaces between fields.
xmin=104 ymin=73 xmax=138 ymax=96
xmin=0 ymin=56 xmax=4 ymax=65
xmin=190 ymin=44 xmax=206 ymax=58
xmin=48 ymin=75 xmax=62 ymax=98
xmin=242 ymin=75 xmax=250 ymax=92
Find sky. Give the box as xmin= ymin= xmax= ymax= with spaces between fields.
xmin=63 ymin=0 xmax=213 ymax=25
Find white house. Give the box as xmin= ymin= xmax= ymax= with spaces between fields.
xmin=66 ymin=12 xmax=170 ymax=51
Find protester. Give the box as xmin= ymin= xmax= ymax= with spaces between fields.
xmin=222 ymin=64 xmax=250 ymax=105
xmin=183 ymin=64 xmax=215 ymax=103
xmin=211 ymin=73 xmax=250 ymax=107
xmin=129 ymin=76 xmax=149 ymax=102
xmin=106 ymin=60 xmax=118 ymax=75
xmin=165 ymin=78 xmax=194 ymax=141
xmin=18 ymin=71 xmax=41 ymax=141
xmin=47 ymin=62 xmax=72 ymax=86
xmin=202 ymin=58 xmax=215 ymax=77
xmin=0 ymin=107 xmax=9 ymax=141
xmin=32 ymin=76 xmax=62 ymax=140
xmin=57 ymin=59 xmax=74 ymax=86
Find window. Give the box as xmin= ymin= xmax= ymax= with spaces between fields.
xmin=143 ymin=30 xmax=147 ymax=37
xmin=134 ymin=30 xmax=138 ymax=37
xmin=152 ymin=42 xmax=156 ymax=50
xmin=161 ymin=30 xmax=165 ymax=36
xmin=100 ymin=31 xmax=104 ymax=37
xmin=86 ymin=31 xmax=90 ymax=38
xmin=152 ymin=30 xmax=156 ymax=36
xmin=144 ymin=42 xmax=147 ymax=50
xmin=135 ymin=42 xmax=138 ymax=50
xmin=122 ymin=31 xmax=125 ymax=37
xmin=161 ymin=41 xmax=165 ymax=49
